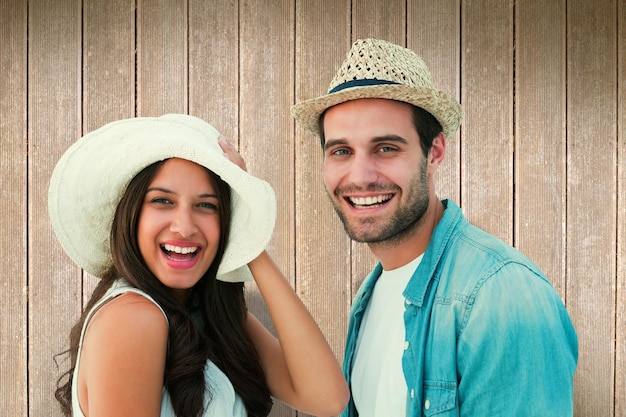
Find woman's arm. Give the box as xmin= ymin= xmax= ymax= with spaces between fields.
xmin=219 ymin=136 xmax=348 ymax=415
xmin=78 ymin=292 xmax=168 ymax=417
xmin=246 ymin=251 xmax=349 ymax=417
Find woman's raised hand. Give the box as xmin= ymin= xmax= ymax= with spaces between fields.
xmin=218 ymin=136 xmax=247 ymax=172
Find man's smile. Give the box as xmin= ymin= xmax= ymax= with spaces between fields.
xmin=347 ymin=194 xmax=394 ymax=209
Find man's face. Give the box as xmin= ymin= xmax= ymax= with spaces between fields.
xmin=322 ymin=98 xmax=432 ymax=244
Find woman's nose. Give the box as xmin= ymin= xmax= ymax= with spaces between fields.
xmin=170 ymin=208 xmax=198 ymax=238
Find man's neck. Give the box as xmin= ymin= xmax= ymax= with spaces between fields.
xmin=369 ymin=199 xmax=444 ymax=270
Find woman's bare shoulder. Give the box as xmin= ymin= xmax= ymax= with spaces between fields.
xmin=87 ymin=291 xmax=168 ymax=334
xmin=78 ymin=292 xmax=169 ymax=415
xmin=82 ymin=291 xmax=169 ymax=361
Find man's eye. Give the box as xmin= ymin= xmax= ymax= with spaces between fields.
xmin=331 ymin=148 xmax=350 ymax=156
xmin=379 ymin=146 xmax=396 ymax=153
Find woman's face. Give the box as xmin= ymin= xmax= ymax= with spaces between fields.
xmin=137 ymin=158 xmax=221 ymax=303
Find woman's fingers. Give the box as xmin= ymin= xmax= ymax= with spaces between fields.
xmin=218 ymin=135 xmax=247 ymax=172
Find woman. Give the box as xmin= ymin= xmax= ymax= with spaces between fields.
xmin=50 ymin=114 xmax=349 ymax=417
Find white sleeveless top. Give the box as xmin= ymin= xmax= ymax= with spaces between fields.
xmin=71 ymin=279 xmax=247 ymax=417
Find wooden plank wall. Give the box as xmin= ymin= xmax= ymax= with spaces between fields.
xmin=0 ymin=1 xmax=623 ymax=416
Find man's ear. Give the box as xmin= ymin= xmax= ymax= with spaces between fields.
xmin=428 ymin=132 xmax=446 ymax=171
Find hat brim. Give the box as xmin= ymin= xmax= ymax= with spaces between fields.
xmin=48 ymin=114 xmax=276 ymax=282
xmin=291 ymin=84 xmax=462 ymax=141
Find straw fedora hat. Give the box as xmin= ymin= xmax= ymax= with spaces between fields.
xmin=291 ymin=38 xmax=462 ymax=140
xmin=48 ymin=114 xmax=276 ymax=282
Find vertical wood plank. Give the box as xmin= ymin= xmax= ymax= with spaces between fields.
xmin=514 ymin=0 xmax=567 ymax=295
xmin=408 ymin=0 xmax=461 ymax=204
xmin=28 ymin=1 xmax=82 ymax=416
xmin=460 ymin=0 xmax=514 ymax=243
xmin=188 ymin=0 xmax=239 ymax=138
xmin=81 ymin=0 xmax=136 ymax=304
xmin=567 ymin=1 xmax=617 ymax=415
xmin=239 ymin=1 xmax=294 ymax=415
xmin=83 ymin=0 xmax=136 ymax=129
xmin=349 ymin=0 xmax=406 ymax=299
xmin=293 ymin=0 xmax=352 ymax=376
xmin=137 ymin=0 xmax=187 ymax=115
xmin=0 ymin=1 xmax=27 ymax=415
xmin=616 ymin=0 xmax=626 ymax=413
xmin=352 ymin=0 xmax=405 ymax=44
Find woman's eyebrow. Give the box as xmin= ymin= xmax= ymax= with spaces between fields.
xmin=146 ymin=187 xmax=218 ymax=199
xmin=146 ymin=186 xmax=174 ymax=194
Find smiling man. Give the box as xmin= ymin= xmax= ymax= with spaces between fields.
xmin=291 ymin=38 xmax=578 ymax=417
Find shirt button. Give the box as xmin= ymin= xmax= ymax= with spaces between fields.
xmin=405 ymin=299 xmax=412 ymax=305
xmin=425 ymin=399 xmax=431 ymax=410
xmin=410 ymin=389 xmax=415 ymax=398
xmin=404 ymin=341 xmax=409 ymax=350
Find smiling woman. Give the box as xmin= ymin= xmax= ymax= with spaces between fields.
xmin=48 ymin=114 xmax=349 ymax=417
xmin=137 ymin=159 xmax=223 ymax=302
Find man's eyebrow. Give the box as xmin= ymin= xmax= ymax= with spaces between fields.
xmin=323 ymin=138 xmax=347 ymax=151
xmin=372 ymin=135 xmax=409 ymax=145
xmin=324 ymin=135 xmax=409 ymax=151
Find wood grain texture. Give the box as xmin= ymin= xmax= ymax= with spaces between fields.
xmin=514 ymin=0 xmax=567 ymax=295
xmin=188 ymin=0 xmax=238 ymax=139
xmin=461 ymin=0 xmax=514 ymax=243
xmin=0 ymin=1 xmax=27 ymax=415
xmin=293 ymin=0 xmax=352 ymax=369
xmin=567 ymin=0 xmax=617 ymax=415
xmin=27 ymin=1 xmax=82 ymax=416
xmin=137 ymin=0 xmax=187 ymax=115
xmin=83 ymin=0 xmax=136 ymax=129
xmin=352 ymin=0 xmax=405 ymax=44
xmin=616 ymin=1 xmax=626 ymax=415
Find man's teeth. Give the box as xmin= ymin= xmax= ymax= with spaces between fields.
xmin=349 ymin=194 xmax=392 ymax=206
xmin=162 ymin=244 xmax=198 ymax=254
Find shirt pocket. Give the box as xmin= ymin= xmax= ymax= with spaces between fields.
xmin=422 ymin=381 xmax=457 ymax=416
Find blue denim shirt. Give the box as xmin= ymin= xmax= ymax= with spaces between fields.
xmin=342 ymin=200 xmax=578 ymax=416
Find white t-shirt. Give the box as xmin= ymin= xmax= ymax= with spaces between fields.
xmin=351 ymin=255 xmax=423 ymax=417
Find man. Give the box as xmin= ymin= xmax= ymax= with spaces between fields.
xmin=291 ymin=38 xmax=577 ymax=416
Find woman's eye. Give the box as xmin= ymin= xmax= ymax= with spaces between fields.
xmin=198 ymin=202 xmax=218 ymax=211
xmin=151 ymin=197 xmax=172 ymax=205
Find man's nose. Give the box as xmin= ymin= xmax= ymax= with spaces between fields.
xmin=347 ymin=153 xmax=379 ymax=185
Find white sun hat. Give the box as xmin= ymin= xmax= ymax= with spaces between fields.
xmin=48 ymin=114 xmax=276 ymax=282
xmin=291 ymin=38 xmax=463 ymax=141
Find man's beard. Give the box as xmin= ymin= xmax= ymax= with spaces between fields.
xmin=329 ymin=159 xmax=430 ymax=245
